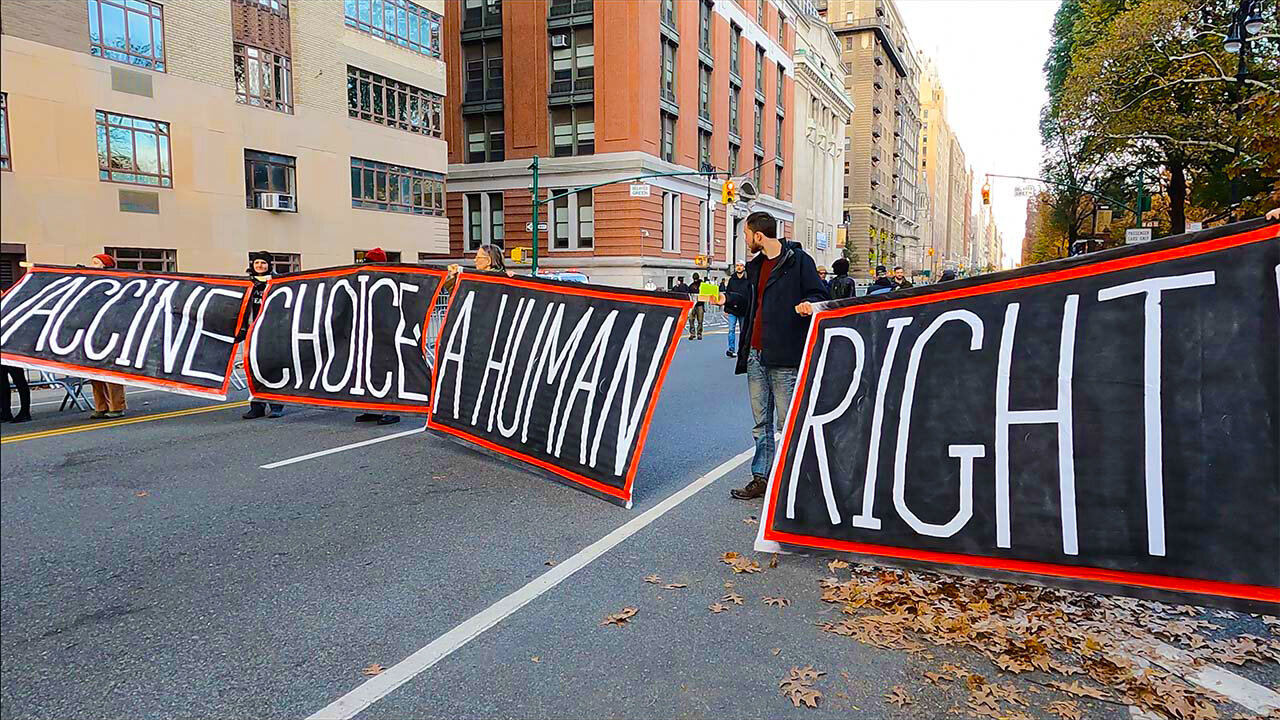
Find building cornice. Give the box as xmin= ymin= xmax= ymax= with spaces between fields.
xmin=794 ymin=53 xmax=854 ymax=118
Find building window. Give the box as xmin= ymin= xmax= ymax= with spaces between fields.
xmin=777 ymin=65 xmax=785 ymax=106
xmin=95 ymin=111 xmax=171 ymax=187
xmin=661 ymin=0 xmax=676 ymax=30
xmin=344 ymin=0 xmax=441 ymax=58
xmin=244 ymin=0 xmax=288 ymax=16
xmin=843 ymin=185 xmax=849 ymax=199
xmin=462 ymin=0 xmax=502 ymax=31
xmin=755 ymin=46 xmax=764 ymax=88
xmin=698 ymin=199 xmax=712 ymax=254
xmin=778 ymin=12 xmax=785 ymax=45
xmin=753 ymin=101 xmax=763 ymax=151
xmin=347 ymin=66 xmax=442 ymax=137
xmin=355 ymin=248 xmax=402 ymax=262
xmin=350 ymin=157 xmax=445 ymax=216
xmin=551 ymin=105 xmax=594 ymax=157
xmin=464 ymin=39 xmax=503 ymax=103
xmin=729 ymin=88 xmax=740 ymax=136
xmin=698 ymin=64 xmax=711 ymax=121
xmin=244 ymin=150 xmax=296 ymax=208
xmin=662 ymin=192 xmax=681 ymax=252
xmin=775 ymin=113 xmax=784 ymax=158
xmin=88 ymin=0 xmax=166 ymax=72
xmin=107 ymin=247 xmax=176 ymax=271
xmin=550 ymin=189 xmax=593 ymax=250
xmin=697 ymin=129 xmax=711 ymax=169
xmin=465 ymin=113 xmax=505 ymax=162
xmin=775 ymin=165 xmax=783 ymax=197
xmin=661 ymin=39 xmax=677 ymax=104
xmin=699 ymin=0 xmax=712 ymax=54
xmin=660 ymin=112 xmax=676 ymax=163
xmin=730 ymin=24 xmax=741 ymax=77
xmin=269 ymin=252 xmax=301 ymax=274
xmin=728 ymin=142 xmax=739 ymax=176
xmin=0 ymin=94 xmax=9 ymax=171
xmin=464 ymin=191 xmax=505 ymax=250
xmin=756 ymin=0 xmax=764 ymax=26
xmin=234 ymin=44 xmax=292 ymax=113
xmin=551 ymin=27 xmax=594 ymax=94
xmin=753 ymin=153 xmax=763 ymax=189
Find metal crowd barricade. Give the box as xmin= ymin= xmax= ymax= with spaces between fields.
xmin=32 ymin=371 xmax=92 ymax=411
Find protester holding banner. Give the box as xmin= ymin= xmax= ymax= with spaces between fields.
xmin=442 ymin=244 xmax=507 ymax=294
xmin=715 ymin=211 xmax=829 ymax=500
xmin=84 ymin=253 xmax=128 ymax=419
xmin=353 ymin=247 xmax=401 ymax=426
xmin=1 ymin=366 xmax=32 ymax=423
xmin=241 ymin=251 xmax=285 ymax=420
xmin=723 ymin=263 xmax=749 ymax=358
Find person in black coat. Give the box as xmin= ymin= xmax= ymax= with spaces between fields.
xmin=723 ymin=262 xmax=750 ymax=358
xmin=867 ymin=264 xmax=894 ymax=295
xmin=242 ymin=250 xmax=285 ymax=419
xmin=714 ymin=211 xmax=830 ymax=500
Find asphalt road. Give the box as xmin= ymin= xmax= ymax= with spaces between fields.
xmin=2 ymin=331 xmax=1277 ymax=719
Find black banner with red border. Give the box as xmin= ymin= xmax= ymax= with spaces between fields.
xmin=427 ymin=273 xmax=691 ymax=507
xmin=0 ymin=266 xmax=252 ymax=399
xmin=759 ymin=219 xmax=1279 ymax=610
xmin=243 ymin=264 xmax=445 ymax=414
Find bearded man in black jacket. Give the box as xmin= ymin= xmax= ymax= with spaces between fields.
xmin=714 ymin=212 xmax=830 ymax=500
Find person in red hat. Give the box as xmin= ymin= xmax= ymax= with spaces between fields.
xmin=354 ymin=248 xmax=399 ymax=425
xmin=88 ymin=253 xmax=127 ymax=418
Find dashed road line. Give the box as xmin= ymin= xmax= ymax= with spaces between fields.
xmin=261 ymin=425 xmax=427 ymax=469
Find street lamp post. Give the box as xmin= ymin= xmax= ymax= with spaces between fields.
xmin=1223 ymin=0 xmax=1263 ymax=221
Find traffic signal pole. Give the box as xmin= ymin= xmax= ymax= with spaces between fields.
xmin=530 ymin=156 xmax=541 ymax=274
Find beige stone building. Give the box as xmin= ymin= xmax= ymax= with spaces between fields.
xmin=818 ymin=0 xmax=921 ymax=280
xmin=916 ymin=49 xmax=969 ymax=274
xmin=790 ymin=0 xmax=853 ymax=270
xmin=0 ymin=0 xmax=448 ymax=284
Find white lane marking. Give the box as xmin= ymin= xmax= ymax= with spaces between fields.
xmin=307 ymin=447 xmax=754 ymax=720
xmin=22 ymin=389 xmax=153 ymax=409
xmin=1125 ymin=639 xmax=1280 ymax=715
xmin=261 ymin=425 xmax=426 ymax=469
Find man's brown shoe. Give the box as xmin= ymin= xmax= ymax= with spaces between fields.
xmin=730 ymin=475 xmax=767 ymax=500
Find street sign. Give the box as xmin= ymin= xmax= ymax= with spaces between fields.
xmin=1188 ymin=221 xmax=1203 ymax=231
xmin=816 ymin=231 xmax=828 ymax=250
xmin=1125 ymin=228 xmax=1153 ymax=244
xmin=629 ymin=183 xmax=651 ymax=198
xmin=525 ymin=222 xmax=549 ymax=232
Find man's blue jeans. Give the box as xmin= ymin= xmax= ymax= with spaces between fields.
xmin=727 ymin=313 xmax=740 ymax=353
xmin=746 ymin=349 xmax=798 ymax=479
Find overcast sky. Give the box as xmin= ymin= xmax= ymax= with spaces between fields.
xmin=896 ymin=0 xmax=1060 ymax=267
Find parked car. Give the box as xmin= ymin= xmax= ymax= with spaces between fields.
xmin=535 ymin=270 xmax=589 ymax=284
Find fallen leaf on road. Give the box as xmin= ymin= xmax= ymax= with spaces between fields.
xmin=663 ymin=583 xmax=687 ymax=589
xmin=1045 ymin=700 xmax=1082 ymax=720
xmin=743 ymin=516 xmax=758 ymax=525
xmin=772 ymin=647 xmax=782 ymax=656
xmin=544 ymin=560 xmax=556 ymax=566
xmin=770 ymin=553 xmax=779 ymax=568
xmin=708 ymin=602 xmax=729 ymax=614
xmin=530 ymin=656 xmax=540 ymax=663
xmin=763 ymin=596 xmax=790 ymax=607
xmin=884 ymin=685 xmax=912 ymax=707
xmin=827 ymin=559 xmax=850 ymax=573
xmin=644 ymin=574 xmax=661 ymax=584
xmin=721 ymin=551 xmax=740 ymax=562
xmin=135 ymin=491 xmax=149 ymax=497
xmin=602 ymin=607 xmax=638 ymax=627
xmin=720 ymin=552 xmax=761 ymax=574
xmin=361 ymin=663 xmax=384 ymax=676
xmin=722 ymin=592 xmax=744 ymax=605
xmin=779 ymin=665 xmax=825 ymax=708
xmin=924 ymin=671 xmax=951 ymax=686
xmin=1048 ymin=681 xmax=1108 ymax=700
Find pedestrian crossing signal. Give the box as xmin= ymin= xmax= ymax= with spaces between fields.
xmin=721 ymin=180 xmax=737 ymax=205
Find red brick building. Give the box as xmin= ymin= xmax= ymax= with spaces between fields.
xmin=441 ymin=0 xmax=795 ymax=288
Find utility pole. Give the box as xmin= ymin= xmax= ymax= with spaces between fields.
xmin=529 ymin=156 xmax=540 ymax=274
xmin=1136 ymin=168 xmax=1145 ymax=228
xmin=702 ymin=162 xmax=713 ymax=266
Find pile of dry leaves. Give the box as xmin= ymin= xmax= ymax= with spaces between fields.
xmin=815 ymin=565 xmax=1279 ymax=719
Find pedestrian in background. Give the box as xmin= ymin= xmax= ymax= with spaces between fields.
xmin=939 ymin=268 xmax=958 ymax=282
xmin=241 ymin=250 xmax=285 ymax=420
xmin=722 ymin=263 xmax=748 ymax=358
xmin=1 ymin=365 xmax=31 ymax=423
xmin=354 ymin=247 xmax=401 ymax=426
xmin=891 ymin=265 xmax=914 ymax=290
xmin=828 ymin=258 xmax=857 ymax=300
xmin=715 ymin=211 xmax=829 ymax=500
xmin=443 ymin=244 xmax=507 ymax=294
xmin=867 ymin=264 xmax=894 ymax=295
xmin=816 ymin=266 xmax=830 ymax=291
xmin=686 ymin=272 xmax=705 ymax=340
xmin=87 ymin=253 xmax=127 ymax=419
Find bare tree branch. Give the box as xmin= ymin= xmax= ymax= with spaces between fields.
xmin=1104 ymin=133 xmax=1239 ymax=154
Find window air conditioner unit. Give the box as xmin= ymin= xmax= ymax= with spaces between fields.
xmin=257 ymin=192 xmax=296 ymax=212
xmin=551 ymin=34 xmax=569 ymax=48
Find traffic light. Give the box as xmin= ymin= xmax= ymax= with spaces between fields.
xmin=511 ymin=247 xmax=526 ymax=263
xmin=721 ymin=179 xmax=737 ymax=205
xmin=981 ymin=180 xmax=991 ymax=205
xmin=927 ymin=247 xmax=935 ymax=256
